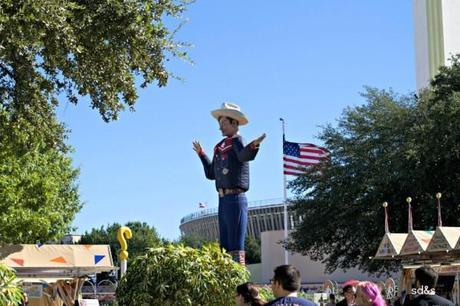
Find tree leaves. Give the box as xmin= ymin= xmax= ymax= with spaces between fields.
xmin=0 ymin=0 xmax=190 ymax=123
xmin=0 ymin=264 xmax=23 ymax=305
xmin=0 ymin=108 xmax=81 ymax=244
xmin=289 ymin=57 xmax=460 ymax=273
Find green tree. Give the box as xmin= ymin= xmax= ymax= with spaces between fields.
xmin=1 ymin=0 xmax=189 ymax=246
xmin=116 ymin=243 xmax=249 ymax=305
xmin=0 ymin=263 xmax=23 ymax=305
xmin=0 ymin=0 xmax=190 ymax=126
xmin=80 ymin=221 xmax=162 ymax=266
xmin=244 ymin=236 xmax=261 ymax=264
xmin=289 ymin=56 xmax=460 ymax=273
xmin=0 ymin=107 xmax=81 ymax=244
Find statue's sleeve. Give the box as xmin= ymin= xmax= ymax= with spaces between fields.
xmin=233 ymin=136 xmax=259 ymax=162
xmin=199 ymin=152 xmax=215 ymax=180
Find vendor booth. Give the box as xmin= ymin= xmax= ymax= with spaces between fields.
xmin=376 ymin=233 xmax=460 ymax=301
xmin=0 ymin=244 xmax=115 ymax=306
xmin=375 ymin=228 xmax=460 ymax=304
xmin=373 ymin=196 xmax=460 ymax=305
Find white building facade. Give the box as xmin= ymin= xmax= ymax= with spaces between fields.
xmin=413 ymin=0 xmax=460 ymax=91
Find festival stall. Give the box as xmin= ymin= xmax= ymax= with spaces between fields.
xmin=373 ymin=195 xmax=460 ymax=305
xmin=0 ymin=244 xmax=115 ymax=306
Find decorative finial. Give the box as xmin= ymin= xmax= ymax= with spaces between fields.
xmin=383 ymin=202 xmax=389 ymax=233
xmin=117 ymin=226 xmax=132 ymax=277
xmin=407 ymin=196 xmax=413 ymax=231
xmin=117 ymin=226 xmax=132 ymax=261
xmin=436 ymin=192 xmax=443 ymax=227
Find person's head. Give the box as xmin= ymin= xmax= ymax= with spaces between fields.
xmin=218 ymin=116 xmax=239 ymax=137
xmin=414 ymin=266 xmax=438 ymax=289
xmin=355 ymin=282 xmax=386 ymax=306
xmin=235 ymin=282 xmax=265 ymax=306
xmin=342 ymin=285 xmax=356 ymax=303
xmin=211 ymin=102 xmax=248 ymax=137
xmin=271 ymin=265 xmax=301 ymax=298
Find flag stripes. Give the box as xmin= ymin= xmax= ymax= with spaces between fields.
xmin=283 ymin=140 xmax=328 ymax=176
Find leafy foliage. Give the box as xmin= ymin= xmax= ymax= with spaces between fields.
xmin=0 ymin=107 xmax=81 ymax=244
xmin=177 ymin=233 xmax=216 ymax=249
xmin=178 ymin=234 xmax=261 ymax=264
xmin=245 ymin=236 xmax=261 ymax=264
xmin=80 ymin=221 xmax=162 ymax=266
xmin=257 ymin=285 xmax=275 ymax=302
xmin=116 ymin=243 xmax=249 ymax=305
xmin=0 ymin=263 xmax=23 ymax=305
xmin=0 ymin=0 xmax=190 ymax=123
xmin=289 ymin=55 xmax=460 ymax=273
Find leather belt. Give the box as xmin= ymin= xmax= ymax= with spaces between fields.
xmin=218 ymin=188 xmax=245 ymax=197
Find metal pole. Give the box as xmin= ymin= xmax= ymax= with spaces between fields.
xmin=280 ymin=118 xmax=289 ymax=265
xmin=120 ymin=260 xmax=127 ymax=276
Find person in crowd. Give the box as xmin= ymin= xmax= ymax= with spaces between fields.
xmin=326 ymin=293 xmax=336 ymax=306
xmin=266 ymin=264 xmax=316 ymax=306
xmin=235 ymin=282 xmax=266 ymax=306
xmin=20 ymin=292 xmax=29 ymax=306
xmin=354 ymin=281 xmax=386 ymax=306
xmin=393 ymin=289 xmax=411 ymax=306
xmin=406 ymin=266 xmax=454 ymax=306
xmin=337 ymin=285 xmax=356 ymax=306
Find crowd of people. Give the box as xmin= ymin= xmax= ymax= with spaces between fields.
xmin=235 ymin=264 xmax=316 ymax=306
xmin=235 ymin=265 xmax=455 ymax=306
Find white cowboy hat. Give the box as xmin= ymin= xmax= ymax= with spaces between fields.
xmin=211 ymin=102 xmax=249 ymax=125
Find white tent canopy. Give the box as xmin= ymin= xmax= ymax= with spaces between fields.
xmin=0 ymin=244 xmax=115 ymax=277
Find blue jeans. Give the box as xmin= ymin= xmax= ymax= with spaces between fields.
xmin=218 ymin=193 xmax=248 ymax=252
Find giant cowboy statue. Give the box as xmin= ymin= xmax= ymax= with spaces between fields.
xmin=193 ymin=102 xmax=266 ymax=265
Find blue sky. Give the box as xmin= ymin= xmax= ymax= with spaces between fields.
xmin=58 ymin=0 xmax=416 ymax=240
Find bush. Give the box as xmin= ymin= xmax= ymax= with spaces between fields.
xmin=258 ymin=285 xmax=275 ymax=302
xmin=116 ymin=243 xmax=249 ymax=305
xmin=0 ymin=264 xmax=23 ymax=306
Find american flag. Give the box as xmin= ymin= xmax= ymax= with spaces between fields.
xmin=283 ymin=140 xmax=329 ymax=176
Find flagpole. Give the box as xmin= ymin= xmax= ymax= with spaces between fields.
xmin=280 ymin=118 xmax=289 ymax=265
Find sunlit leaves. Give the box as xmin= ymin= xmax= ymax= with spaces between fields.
xmin=0 ymin=0 xmax=190 ymax=123
xmin=117 ymin=243 xmax=249 ymax=305
xmin=0 ymin=264 xmax=23 ymax=305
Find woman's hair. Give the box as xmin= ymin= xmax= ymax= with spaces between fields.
xmin=358 ymin=281 xmax=386 ymax=306
xmin=236 ymin=282 xmax=266 ymax=306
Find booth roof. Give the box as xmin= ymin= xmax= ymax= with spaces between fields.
xmin=427 ymin=227 xmax=460 ymax=252
xmin=0 ymin=244 xmax=115 ymax=277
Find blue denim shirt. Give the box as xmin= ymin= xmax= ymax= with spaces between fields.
xmin=199 ymin=135 xmax=259 ymax=191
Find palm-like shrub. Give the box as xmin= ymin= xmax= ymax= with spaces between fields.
xmin=117 ymin=243 xmax=249 ymax=305
xmin=0 ymin=264 xmax=23 ymax=305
